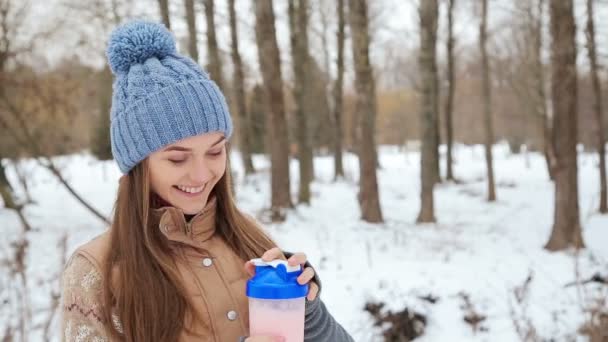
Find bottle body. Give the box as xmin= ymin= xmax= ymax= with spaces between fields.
xmin=249 ymin=297 xmax=305 ymax=342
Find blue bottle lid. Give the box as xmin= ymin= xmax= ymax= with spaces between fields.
xmin=246 ymin=258 xmax=309 ymax=300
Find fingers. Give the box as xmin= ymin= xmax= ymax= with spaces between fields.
xmin=244 ymin=260 xmax=255 ymax=277
xmin=297 ymin=267 xmax=315 ymax=285
xmin=307 ymin=281 xmax=319 ymax=301
xmin=287 ymin=252 xmax=307 ymax=266
xmin=262 ymin=247 xmax=286 ymax=262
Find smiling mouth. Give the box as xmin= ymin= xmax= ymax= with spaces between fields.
xmin=173 ymin=184 xmax=205 ymax=195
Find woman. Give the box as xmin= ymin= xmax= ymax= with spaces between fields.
xmin=61 ymin=20 xmax=353 ymax=342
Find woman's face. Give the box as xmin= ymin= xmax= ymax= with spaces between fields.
xmin=148 ymin=132 xmax=227 ymax=215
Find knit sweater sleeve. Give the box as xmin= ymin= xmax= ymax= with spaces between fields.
xmin=303 ymin=296 xmax=353 ymax=341
xmin=282 ymin=251 xmax=354 ymax=342
xmin=61 ymin=253 xmax=110 ymax=342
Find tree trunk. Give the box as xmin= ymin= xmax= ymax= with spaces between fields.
xmin=480 ymin=0 xmax=497 ymax=202
xmin=184 ymin=0 xmax=199 ymax=62
xmin=0 ymin=157 xmax=16 ymax=209
xmin=203 ymin=0 xmax=224 ymax=91
xmin=249 ymin=84 xmax=268 ymax=154
xmin=332 ymin=0 xmax=346 ymax=180
xmin=433 ymin=85 xmax=440 ymax=184
xmin=348 ymin=0 xmax=383 ymax=223
xmin=544 ymin=0 xmax=585 ymax=250
xmin=91 ymin=65 xmax=113 ymax=161
xmin=585 ymin=0 xmax=607 ymax=214
xmin=417 ymin=0 xmax=438 ymax=223
xmin=254 ymin=0 xmax=293 ymax=220
xmin=158 ymin=0 xmax=171 ymax=29
xmin=228 ymin=0 xmax=255 ymax=175
xmin=445 ymin=0 xmax=456 ymax=181
xmin=288 ymin=0 xmax=313 ymax=204
xmin=531 ymin=0 xmax=556 ymax=181
xmin=203 ymin=0 xmax=234 ymax=194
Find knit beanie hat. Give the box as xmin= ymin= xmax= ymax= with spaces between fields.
xmin=106 ymin=20 xmax=233 ymax=174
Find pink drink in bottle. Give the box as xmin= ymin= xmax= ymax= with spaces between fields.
xmin=246 ymin=258 xmax=309 ymax=342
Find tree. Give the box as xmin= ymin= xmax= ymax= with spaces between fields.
xmin=184 ymin=0 xmax=199 ymax=62
xmin=203 ymin=0 xmax=224 ymax=90
xmin=248 ymin=84 xmax=267 ymax=154
xmin=228 ymin=0 xmax=254 ymax=174
xmin=348 ymin=0 xmax=383 ymax=223
xmin=288 ymin=0 xmax=314 ymax=204
xmin=158 ymin=0 xmax=171 ymax=29
xmin=544 ymin=0 xmax=584 ymax=250
xmin=254 ymin=0 xmax=293 ymax=220
xmin=332 ymin=0 xmax=346 ymax=179
xmin=480 ymin=0 xmax=497 ymax=201
xmin=445 ymin=0 xmax=456 ymax=181
xmin=584 ymin=0 xmax=607 ymax=213
xmin=531 ymin=0 xmax=556 ymax=181
xmin=90 ymin=65 xmax=113 ymax=161
xmin=417 ymin=0 xmax=438 ymax=223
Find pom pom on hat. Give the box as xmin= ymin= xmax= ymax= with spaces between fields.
xmin=106 ymin=20 xmax=176 ymax=74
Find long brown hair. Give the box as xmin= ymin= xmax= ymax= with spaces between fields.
xmin=102 ymin=155 xmax=276 ymax=341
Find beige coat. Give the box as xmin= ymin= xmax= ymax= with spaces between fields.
xmin=61 ymin=197 xmax=254 ymax=341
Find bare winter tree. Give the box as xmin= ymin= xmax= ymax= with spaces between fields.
xmin=228 ymin=0 xmax=254 ymax=174
xmin=531 ymin=0 xmax=555 ymax=181
xmin=332 ymin=0 xmax=346 ymax=180
xmin=0 ymin=0 xmax=111 ymax=226
xmin=348 ymin=0 xmax=383 ymax=223
xmin=158 ymin=0 xmax=171 ymax=29
xmin=254 ymin=0 xmax=293 ymax=220
xmin=184 ymin=0 xmax=199 ymax=62
xmin=544 ymin=0 xmax=584 ymax=250
xmin=64 ymin=0 xmax=128 ymax=163
xmin=288 ymin=0 xmax=314 ymax=204
xmin=203 ymin=0 xmax=225 ymax=91
xmin=0 ymin=0 xmax=30 ymax=222
xmin=445 ymin=0 xmax=456 ymax=181
xmin=417 ymin=0 xmax=438 ymax=223
xmin=496 ymin=0 xmax=554 ymax=179
xmin=584 ymin=0 xmax=607 ymax=214
xmin=480 ymin=0 xmax=497 ymax=201
xmin=0 ymin=77 xmax=110 ymax=225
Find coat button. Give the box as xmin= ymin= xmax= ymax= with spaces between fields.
xmin=227 ymin=310 xmax=238 ymax=321
xmin=202 ymin=258 xmax=213 ymax=267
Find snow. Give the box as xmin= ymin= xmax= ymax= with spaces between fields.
xmin=1 ymin=143 xmax=606 ymax=341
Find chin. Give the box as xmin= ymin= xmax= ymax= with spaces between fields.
xmin=176 ymin=196 xmax=210 ymax=215
xmin=181 ymin=205 xmax=204 ymax=215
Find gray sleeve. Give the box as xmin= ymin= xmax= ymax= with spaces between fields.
xmin=282 ymin=251 xmax=354 ymax=342
xmin=304 ymin=297 xmax=354 ymax=342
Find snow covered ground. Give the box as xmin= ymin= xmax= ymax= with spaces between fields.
xmin=1 ymin=143 xmax=607 ymax=341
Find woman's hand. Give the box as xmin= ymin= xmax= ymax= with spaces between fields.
xmin=245 ymin=336 xmax=285 ymax=342
xmin=244 ymin=247 xmax=320 ymax=301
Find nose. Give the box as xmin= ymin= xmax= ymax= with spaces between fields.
xmin=188 ymin=156 xmax=214 ymax=185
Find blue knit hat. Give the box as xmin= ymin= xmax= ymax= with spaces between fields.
xmin=106 ymin=20 xmax=233 ymax=174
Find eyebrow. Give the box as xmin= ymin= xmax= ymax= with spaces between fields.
xmin=162 ymin=136 xmax=226 ymax=152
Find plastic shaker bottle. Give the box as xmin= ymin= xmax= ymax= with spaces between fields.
xmin=246 ymin=258 xmax=309 ymax=342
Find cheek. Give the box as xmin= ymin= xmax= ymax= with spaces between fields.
xmin=149 ymin=165 xmax=180 ymax=193
xmin=211 ymin=157 xmax=227 ymax=178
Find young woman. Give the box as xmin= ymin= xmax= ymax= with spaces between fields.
xmin=61 ymin=20 xmax=353 ymax=342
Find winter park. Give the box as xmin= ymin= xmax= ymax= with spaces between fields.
xmin=1 ymin=0 xmax=607 ymax=341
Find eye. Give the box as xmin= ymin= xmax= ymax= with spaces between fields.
xmin=168 ymin=159 xmax=186 ymax=164
xmin=208 ymin=149 xmax=223 ymax=157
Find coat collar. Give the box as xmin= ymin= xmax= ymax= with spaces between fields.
xmin=151 ymin=196 xmax=218 ymax=247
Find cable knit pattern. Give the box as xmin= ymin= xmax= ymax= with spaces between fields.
xmin=106 ymin=20 xmax=233 ymax=174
